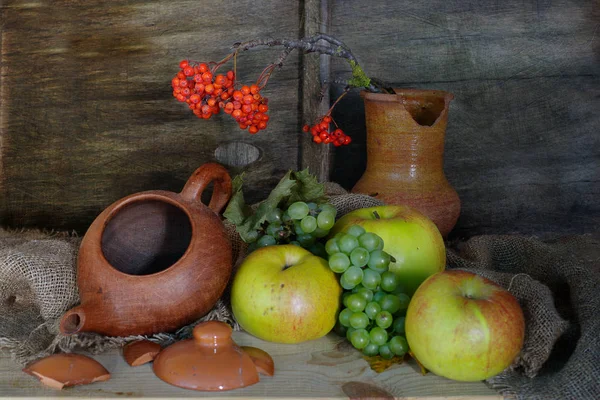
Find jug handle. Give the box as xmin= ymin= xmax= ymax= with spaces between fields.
xmin=181 ymin=163 xmax=232 ymax=214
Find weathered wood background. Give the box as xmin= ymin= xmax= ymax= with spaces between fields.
xmin=1 ymin=0 xmax=598 ymax=237
xmin=0 ymin=0 xmax=309 ymax=232
xmin=328 ymin=0 xmax=600 ymax=238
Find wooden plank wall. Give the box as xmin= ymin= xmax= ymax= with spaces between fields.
xmin=327 ymin=0 xmax=600 ymax=237
xmin=1 ymin=0 xmax=598 ymax=238
xmin=0 ymin=0 xmax=307 ymax=232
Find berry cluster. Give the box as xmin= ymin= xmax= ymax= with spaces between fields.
xmin=303 ymin=116 xmax=351 ymax=146
xmin=172 ymin=60 xmax=269 ymax=134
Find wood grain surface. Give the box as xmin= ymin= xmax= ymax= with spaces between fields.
xmin=327 ymin=0 xmax=600 ymax=238
xmin=0 ymin=332 xmax=501 ymax=399
xmin=0 ymin=0 xmax=304 ymax=232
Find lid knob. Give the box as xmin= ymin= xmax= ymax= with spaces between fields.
xmin=192 ymin=321 xmax=233 ymax=345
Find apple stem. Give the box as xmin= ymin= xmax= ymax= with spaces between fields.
xmin=373 ymin=211 xmax=381 ymax=220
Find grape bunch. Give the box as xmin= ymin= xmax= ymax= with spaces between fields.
xmin=246 ymin=201 xmax=338 ymax=256
xmin=326 ymin=226 xmax=410 ymax=359
xmin=172 ymin=60 xmax=270 ymax=134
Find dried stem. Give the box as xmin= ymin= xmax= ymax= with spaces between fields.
xmin=232 ymin=34 xmax=384 ymax=93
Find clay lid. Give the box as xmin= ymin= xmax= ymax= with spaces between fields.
xmin=153 ymin=321 xmax=272 ymax=391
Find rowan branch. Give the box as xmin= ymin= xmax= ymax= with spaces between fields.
xmin=231 ymin=34 xmax=386 ymax=93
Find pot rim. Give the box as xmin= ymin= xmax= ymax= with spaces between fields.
xmin=360 ymin=88 xmax=454 ymax=103
xmin=93 ymin=191 xmax=196 ymax=279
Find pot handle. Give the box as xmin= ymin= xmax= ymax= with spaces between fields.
xmin=181 ymin=163 xmax=232 ymax=214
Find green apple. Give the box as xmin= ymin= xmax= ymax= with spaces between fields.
xmin=231 ymin=244 xmax=342 ymax=344
xmin=329 ymin=205 xmax=445 ymax=296
xmin=405 ymin=270 xmax=525 ymax=381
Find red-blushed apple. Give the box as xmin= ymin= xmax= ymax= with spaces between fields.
xmin=329 ymin=205 xmax=445 ymax=296
xmin=230 ymin=244 xmax=342 ymax=344
xmin=405 ymin=270 xmax=525 ymax=381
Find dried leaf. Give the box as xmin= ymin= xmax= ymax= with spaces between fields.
xmin=363 ymin=354 xmax=406 ymax=373
xmin=408 ymin=351 xmax=429 ymax=375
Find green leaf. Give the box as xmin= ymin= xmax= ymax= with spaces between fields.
xmin=222 ymin=169 xmax=328 ymax=243
xmin=222 ymin=173 xmax=251 ymax=225
xmin=286 ymin=168 xmax=327 ymax=206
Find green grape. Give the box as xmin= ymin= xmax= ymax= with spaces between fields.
xmin=375 ymin=311 xmax=393 ymax=329
xmin=313 ymin=226 xmax=329 ymax=238
xmin=393 ymin=316 xmax=406 ymax=334
xmin=361 ymin=269 xmax=381 ymax=290
xmin=296 ymin=233 xmax=316 ymax=247
xmin=246 ymin=242 xmax=258 ymax=253
xmin=346 ymin=225 xmax=366 ymax=238
xmin=333 ymin=322 xmax=347 ymax=337
xmin=354 ymin=287 xmax=373 ymax=303
xmin=341 ymin=292 xmax=352 ymax=306
xmin=293 ymin=220 xmax=305 ymax=235
xmin=380 ymin=271 xmax=399 ymax=293
xmin=308 ymin=242 xmax=327 ymax=259
xmin=245 ymin=230 xmax=259 ymax=243
xmin=342 ymin=266 xmax=364 ymax=286
xmin=329 ymin=252 xmax=350 ymax=273
xmin=338 ymin=307 xmax=354 ymax=327
xmin=300 ymin=216 xmax=317 ymax=233
xmin=373 ymin=290 xmax=387 ymax=303
xmin=364 ymin=301 xmax=382 ymax=320
xmin=319 ymin=204 xmax=337 ymax=216
xmin=288 ymin=201 xmax=310 ymax=220
xmin=325 ymin=238 xmax=341 ymax=255
xmin=362 ymin=343 xmax=380 ymax=357
xmin=282 ymin=212 xmax=292 ymax=223
xmin=307 ymin=202 xmax=318 ymax=210
xmin=316 ymin=211 xmax=336 ymax=231
xmin=367 ymin=250 xmax=391 ymax=273
xmin=396 ymin=293 xmax=411 ymax=315
xmin=257 ymin=235 xmax=276 ymax=247
xmin=266 ymin=208 xmax=283 ymax=224
xmin=339 ymin=274 xmax=356 ymax=290
xmin=350 ymin=247 xmax=370 ymax=267
xmin=345 ymin=294 xmax=367 ymax=312
xmin=349 ymin=328 xmax=370 ymax=350
xmin=388 ymin=336 xmax=409 ymax=356
xmin=339 ymin=234 xmax=359 ymax=255
xmin=266 ymin=223 xmax=283 ymax=237
xmin=289 ymin=240 xmax=301 ymax=246
xmin=379 ymin=294 xmax=401 ymax=315
xmin=349 ymin=312 xmax=370 ymax=329
xmin=379 ymin=344 xmax=394 ymax=360
xmin=346 ymin=326 xmax=356 ymax=341
xmin=369 ymin=326 xmax=388 ymax=346
xmin=358 ymin=232 xmax=382 ymax=252
xmin=334 ymin=232 xmax=346 ymax=241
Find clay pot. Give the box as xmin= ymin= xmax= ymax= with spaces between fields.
xmin=59 ymin=163 xmax=233 ymax=337
xmin=351 ymin=88 xmax=460 ymax=237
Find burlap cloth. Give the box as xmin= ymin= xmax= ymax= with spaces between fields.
xmin=1 ymin=182 xmax=599 ymax=399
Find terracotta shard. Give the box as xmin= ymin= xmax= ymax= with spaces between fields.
xmin=123 ymin=340 xmax=162 ymax=366
xmin=22 ymin=353 xmax=110 ymax=390
xmin=241 ymin=346 xmax=275 ymax=376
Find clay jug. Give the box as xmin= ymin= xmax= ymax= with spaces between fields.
xmin=59 ymin=163 xmax=233 ymax=337
xmin=351 ymin=88 xmax=460 ymax=237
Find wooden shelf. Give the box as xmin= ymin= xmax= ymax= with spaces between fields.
xmin=0 ymin=332 xmax=501 ymax=399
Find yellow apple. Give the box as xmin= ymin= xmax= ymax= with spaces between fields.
xmin=231 ymin=244 xmax=342 ymax=344
xmin=328 ymin=205 xmax=445 ymax=296
xmin=406 ymin=270 xmax=525 ymax=381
